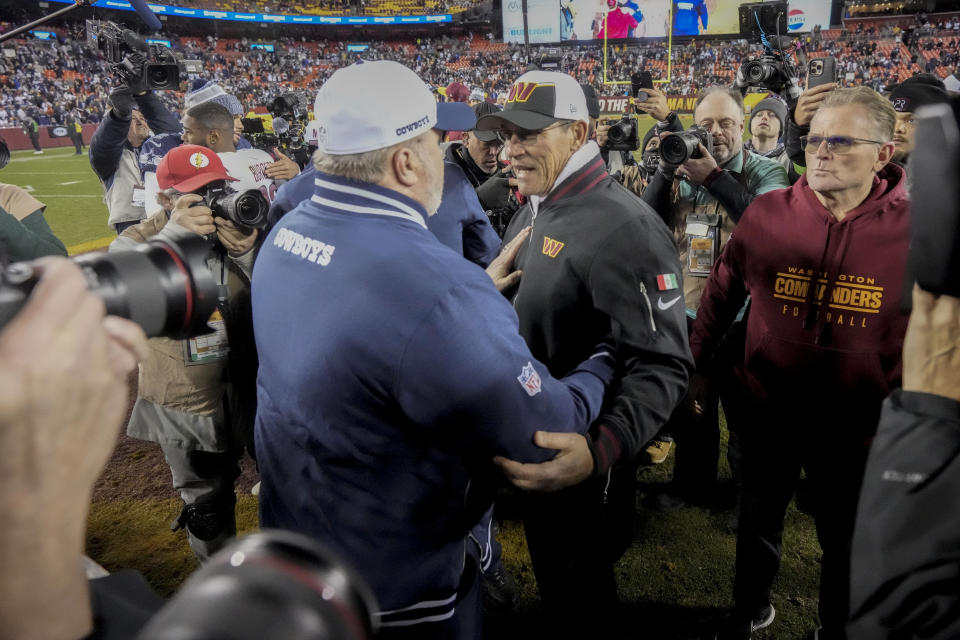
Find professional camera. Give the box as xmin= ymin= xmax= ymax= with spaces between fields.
xmin=907 ymin=96 xmax=960 ymax=302
xmin=199 ymin=183 xmax=269 ymax=231
xmin=242 ymin=91 xmax=314 ymax=166
xmin=603 ymin=114 xmax=639 ymax=152
xmin=87 ymin=20 xmax=201 ymax=94
xmin=734 ymin=36 xmax=802 ymax=101
xmin=137 ymin=530 xmax=379 ymax=640
xmin=0 ymin=235 xmax=218 ymax=339
xmin=660 ymin=125 xmax=714 ymax=166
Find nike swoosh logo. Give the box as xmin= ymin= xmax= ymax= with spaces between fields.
xmin=657 ymin=296 xmax=682 ymax=311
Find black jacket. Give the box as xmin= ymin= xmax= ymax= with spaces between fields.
xmin=502 ymin=147 xmax=693 ymax=474
xmin=848 ymin=389 xmax=960 ymax=639
xmin=443 ymin=142 xmax=492 ymax=189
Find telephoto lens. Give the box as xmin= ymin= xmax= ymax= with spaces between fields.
xmin=0 ymin=235 xmax=219 ymax=339
xmin=136 ymin=530 xmax=380 ymax=640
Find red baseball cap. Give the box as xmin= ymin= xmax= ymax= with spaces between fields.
xmin=156 ymin=144 xmax=237 ymax=193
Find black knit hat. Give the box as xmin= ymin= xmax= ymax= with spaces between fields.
xmin=889 ymin=73 xmax=949 ymax=112
xmin=750 ymin=96 xmax=787 ymax=136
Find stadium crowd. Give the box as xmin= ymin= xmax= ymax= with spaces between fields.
xmin=3 ymin=13 xmax=960 ymax=130
xmin=4 ymin=4 xmax=960 ymax=640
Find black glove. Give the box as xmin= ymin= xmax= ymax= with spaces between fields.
xmin=108 ymin=87 xmax=134 ymax=120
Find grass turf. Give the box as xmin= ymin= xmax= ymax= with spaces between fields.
xmin=4 ymin=146 xmax=116 ymax=253
xmin=87 ymin=419 xmax=824 ymax=639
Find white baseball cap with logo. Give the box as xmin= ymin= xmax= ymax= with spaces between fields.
xmin=313 ymin=60 xmax=476 ymax=155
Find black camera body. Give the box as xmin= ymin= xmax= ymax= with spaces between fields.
xmin=243 ymin=91 xmax=314 ymax=166
xmin=604 ymin=114 xmax=639 ymax=152
xmin=88 ymin=20 xmax=200 ymax=94
xmin=199 ymin=183 xmax=269 ymax=232
xmin=736 ymin=54 xmax=796 ymax=97
xmin=660 ymin=125 xmax=714 ymax=166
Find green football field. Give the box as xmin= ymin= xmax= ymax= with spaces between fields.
xmin=4 ymin=146 xmax=116 ymax=255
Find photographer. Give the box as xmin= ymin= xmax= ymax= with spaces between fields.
xmin=599 ymin=86 xmax=679 ymax=176
xmin=641 ymin=86 xmax=788 ymax=508
xmin=111 ymin=144 xmax=258 ymax=561
xmin=89 ymin=87 xmax=180 ymax=234
xmin=0 ymin=258 xmax=148 ymax=640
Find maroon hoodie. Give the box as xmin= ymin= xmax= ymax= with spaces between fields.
xmin=690 ymin=163 xmax=910 ymax=439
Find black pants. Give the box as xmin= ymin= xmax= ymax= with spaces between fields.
xmin=29 ymin=133 xmax=41 ymax=152
xmin=732 ymin=409 xmax=869 ymax=639
xmin=671 ymin=316 xmax=749 ymax=499
xmin=522 ymin=457 xmax=639 ymax=638
xmin=71 ymin=132 xmax=83 ymax=153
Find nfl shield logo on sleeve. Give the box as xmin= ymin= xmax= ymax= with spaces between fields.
xmin=517 ymin=362 xmax=542 ymax=397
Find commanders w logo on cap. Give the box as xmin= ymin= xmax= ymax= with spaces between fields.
xmin=507 ymin=82 xmax=554 ymax=104
xmin=475 ymin=70 xmax=590 ymax=132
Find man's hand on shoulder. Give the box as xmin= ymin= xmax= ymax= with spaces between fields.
xmin=170 ymin=193 xmax=216 ymax=237
xmin=493 ymin=431 xmax=594 ymax=491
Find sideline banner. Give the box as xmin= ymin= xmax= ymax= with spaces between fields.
xmin=44 ymin=0 xmax=452 ymax=25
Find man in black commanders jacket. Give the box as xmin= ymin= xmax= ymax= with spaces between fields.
xmin=478 ymin=70 xmax=692 ymax=637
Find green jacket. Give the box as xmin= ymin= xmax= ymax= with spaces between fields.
xmin=672 ymin=149 xmax=789 ymax=310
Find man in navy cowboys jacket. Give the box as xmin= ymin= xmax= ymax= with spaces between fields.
xmin=252 ymin=60 xmax=621 ymax=640
xmin=477 ymin=70 xmax=693 ymax=637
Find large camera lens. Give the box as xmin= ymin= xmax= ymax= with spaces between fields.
xmin=137 ymin=530 xmax=379 ymax=640
xmin=0 ymin=236 xmax=218 ymax=339
xmin=743 ymin=60 xmax=777 ymax=84
xmin=660 ymin=131 xmax=697 ymax=165
xmin=608 ymin=124 xmax=627 ymax=144
xmin=211 ymin=190 xmax=270 ymax=230
xmin=145 ymin=63 xmax=180 ymax=90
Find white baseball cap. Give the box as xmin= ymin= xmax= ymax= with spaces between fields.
xmin=313 ymin=60 xmax=476 ymax=155
xmin=475 ymin=70 xmax=589 ymax=132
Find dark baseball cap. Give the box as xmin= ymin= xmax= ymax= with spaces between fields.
xmin=471 ymin=102 xmax=502 ymax=142
xmin=475 ymin=70 xmax=589 ymax=132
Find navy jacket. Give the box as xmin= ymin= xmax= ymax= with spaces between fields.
xmin=89 ymin=93 xmax=180 ymax=189
xmin=253 ymin=172 xmax=615 ymax=629
xmin=266 ymin=160 xmax=501 ymax=267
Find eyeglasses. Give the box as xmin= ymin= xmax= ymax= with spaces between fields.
xmin=494 ymin=120 xmax=572 ymax=145
xmin=800 ymin=135 xmax=886 ymax=154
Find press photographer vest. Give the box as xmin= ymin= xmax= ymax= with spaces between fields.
xmin=104 ymin=145 xmax=147 ymax=227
